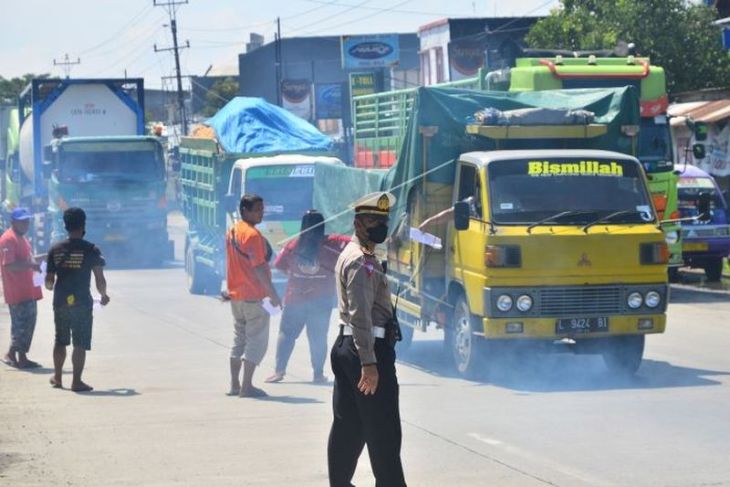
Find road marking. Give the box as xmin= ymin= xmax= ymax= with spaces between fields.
xmin=468 ymin=432 xmax=608 ymax=486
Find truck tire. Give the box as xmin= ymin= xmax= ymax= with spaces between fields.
xmin=451 ymin=296 xmax=488 ymax=380
xmin=186 ymin=246 xmax=212 ymax=295
xmin=602 ymin=335 xmax=645 ymax=375
xmin=703 ymin=257 xmax=724 ymax=282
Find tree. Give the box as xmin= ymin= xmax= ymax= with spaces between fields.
xmin=525 ymin=0 xmax=730 ymax=94
xmin=201 ymin=77 xmax=239 ymax=117
xmin=0 ymin=74 xmax=52 ymax=103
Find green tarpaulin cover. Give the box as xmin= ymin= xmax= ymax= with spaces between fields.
xmin=312 ymin=163 xmax=386 ymax=235
xmin=382 ymin=86 xmax=640 ymax=216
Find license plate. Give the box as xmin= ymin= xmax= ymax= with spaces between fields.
xmin=683 ymin=242 xmax=708 ymax=252
xmin=556 ymin=317 xmax=609 ymax=334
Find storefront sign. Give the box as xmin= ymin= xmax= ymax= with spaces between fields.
xmin=448 ymin=37 xmax=486 ymax=80
xmin=281 ymin=79 xmax=312 ymax=121
xmin=315 ymin=83 xmax=343 ymax=120
xmin=342 ymin=35 xmax=400 ymax=69
xmin=349 ymin=72 xmax=379 ymax=98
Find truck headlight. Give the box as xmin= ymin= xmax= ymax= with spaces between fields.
xmin=627 ymin=292 xmax=643 ymax=309
xmin=516 ymin=294 xmax=533 ymax=312
xmin=664 ymin=230 xmax=679 ymax=245
xmin=496 ymin=294 xmax=513 ymax=312
xmin=645 ymin=291 xmax=661 ymax=308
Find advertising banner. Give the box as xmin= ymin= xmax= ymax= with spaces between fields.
xmin=341 ymin=34 xmax=400 ymax=69
xmin=349 ymin=72 xmax=380 ymax=98
xmin=281 ymin=79 xmax=312 ymax=121
xmin=315 ymin=83 xmax=344 ymax=120
xmin=448 ymin=37 xmax=486 ymax=80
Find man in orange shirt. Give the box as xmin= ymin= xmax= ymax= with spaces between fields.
xmin=226 ymin=194 xmax=281 ymax=398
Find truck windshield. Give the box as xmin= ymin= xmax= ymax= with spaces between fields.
xmin=677 ymin=177 xmax=726 ymax=218
xmin=488 ymin=157 xmax=653 ymax=225
xmin=245 ymin=164 xmax=315 ymax=221
xmin=58 ymin=143 xmax=164 ymax=182
xmin=638 ymin=118 xmax=673 ymax=173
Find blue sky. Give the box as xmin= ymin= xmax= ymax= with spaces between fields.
xmin=0 ymin=0 xmax=558 ymax=88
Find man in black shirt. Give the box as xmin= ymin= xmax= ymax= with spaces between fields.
xmin=45 ymin=208 xmax=109 ymax=392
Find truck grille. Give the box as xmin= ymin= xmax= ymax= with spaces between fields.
xmin=539 ymin=286 xmax=622 ymax=316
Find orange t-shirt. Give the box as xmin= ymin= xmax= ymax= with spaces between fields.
xmin=226 ymin=220 xmax=269 ymax=301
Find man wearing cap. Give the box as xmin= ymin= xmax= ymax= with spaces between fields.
xmin=328 ymin=192 xmax=407 ymax=487
xmin=1 ymin=208 xmax=43 ymax=369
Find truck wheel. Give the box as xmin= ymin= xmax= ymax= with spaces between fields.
xmin=451 ymin=296 xmax=487 ymax=379
xmin=186 ymin=246 xmax=208 ymax=295
xmin=396 ymin=324 xmax=414 ymax=355
xmin=602 ymin=335 xmax=645 ymax=375
xmin=703 ymin=257 xmax=724 ymax=282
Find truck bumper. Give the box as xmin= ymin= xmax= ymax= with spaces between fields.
xmin=480 ymin=313 xmax=666 ymax=339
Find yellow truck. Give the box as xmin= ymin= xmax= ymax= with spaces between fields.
xmin=385 ymin=86 xmax=673 ymax=377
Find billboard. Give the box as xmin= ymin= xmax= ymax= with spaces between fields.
xmin=281 ymin=79 xmax=312 ymax=121
xmin=349 ymin=72 xmax=382 ymax=98
xmin=315 ymin=83 xmax=344 ymax=120
xmin=448 ymin=37 xmax=486 ymax=80
xmin=341 ymin=34 xmax=400 ymax=69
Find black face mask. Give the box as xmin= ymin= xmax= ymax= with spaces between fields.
xmin=366 ymin=223 xmax=388 ymax=244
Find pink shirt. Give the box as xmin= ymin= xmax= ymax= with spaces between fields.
xmin=0 ymin=228 xmax=43 ymax=305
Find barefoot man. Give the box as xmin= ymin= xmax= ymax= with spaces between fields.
xmin=46 ymin=208 xmax=109 ymax=392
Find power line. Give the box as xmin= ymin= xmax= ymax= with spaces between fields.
xmin=53 ymin=54 xmax=81 ymax=78
xmin=77 ymin=4 xmax=154 ymax=55
xmin=295 ymin=0 xmax=463 ymax=17
xmin=287 ymin=0 xmax=372 ymax=34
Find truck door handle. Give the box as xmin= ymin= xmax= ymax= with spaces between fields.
xmin=449 ymin=245 xmax=455 ymax=253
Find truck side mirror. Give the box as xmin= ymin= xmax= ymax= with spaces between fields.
xmin=693 ymin=121 xmax=708 ymax=142
xmin=454 ymin=201 xmax=470 ymax=231
xmin=697 ymin=192 xmax=712 ymax=222
xmin=692 ymin=143 xmax=706 ymax=160
xmin=223 ymin=193 xmax=238 ymax=214
xmin=43 ymin=145 xmax=54 ymax=163
xmin=41 ymin=161 xmax=53 ymax=179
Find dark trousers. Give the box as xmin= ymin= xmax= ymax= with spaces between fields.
xmin=327 ymin=334 xmax=406 ymax=487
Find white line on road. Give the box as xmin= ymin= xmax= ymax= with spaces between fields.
xmin=469 ymin=432 xmax=609 ymax=486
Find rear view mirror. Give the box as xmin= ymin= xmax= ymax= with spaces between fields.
xmin=454 ymin=201 xmax=470 ymax=231
xmin=693 ymin=121 xmax=708 ymax=142
xmin=223 ymin=193 xmax=238 ymax=214
xmin=692 ymin=143 xmax=706 ymax=160
xmin=41 ymin=161 xmax=53 ymax=179
xmin=697 ymin=192 xmax=712 ymax=222
xmin=43 ymin=145 xmax=54 ymax=163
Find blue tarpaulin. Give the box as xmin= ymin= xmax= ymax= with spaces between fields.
xmin=205 ymin=97 xmax=332 ymax=153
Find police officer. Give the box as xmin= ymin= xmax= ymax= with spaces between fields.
xmin=327 ymin=192 xmax=406 ymax=487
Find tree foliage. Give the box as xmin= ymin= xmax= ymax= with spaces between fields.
xmin=0 ymin=74 xmax=52 ymax=103
xmin=202 ymin=77 xmax=239 ymax=117
xmin=526 ymin=0 xmax=730 ymax=94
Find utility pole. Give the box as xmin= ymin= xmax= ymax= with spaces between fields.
xmin=153 ymin=0 xmax=189 ymax=135
xmin=275 ymin=17 xmax=282 ymax=106
xmin=53 ymin=54 xmax=81 ymax=79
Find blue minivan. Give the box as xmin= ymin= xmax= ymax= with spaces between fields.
xmin=677 ymin=165 xmax=730 ymax=281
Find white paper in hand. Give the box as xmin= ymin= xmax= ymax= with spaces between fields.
xmin=33 ymin=261 xmax=47 ymax=288
xmin=262 ymin=297 xmax=281 ymax=316
xmin=409 ymin=227 xmax=443 ymax=250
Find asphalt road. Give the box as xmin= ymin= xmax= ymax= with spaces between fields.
xmin=1 ymin=219 xmax=730 ymax=486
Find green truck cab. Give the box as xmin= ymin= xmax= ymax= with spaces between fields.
xmin=44 ymin=135 xmax=172 ymax=262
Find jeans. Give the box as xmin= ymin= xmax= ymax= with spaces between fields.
xmin=274 ymin=296 xmax=333 ymax=377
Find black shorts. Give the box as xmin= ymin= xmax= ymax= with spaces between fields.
xmin=54 ymin=306 xmax=93 ymax=350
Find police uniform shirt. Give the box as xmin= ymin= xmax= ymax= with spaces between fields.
xmin=335 ymin=235 xmax=393 ymax=365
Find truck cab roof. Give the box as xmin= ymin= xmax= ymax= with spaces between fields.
xmin=55 ymin=135 xmax=163 ymax=145
xmin=232 ymin=154 xmax=344 ymax=170
xmin=459 ymin=149 xmax=640 ymax=168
